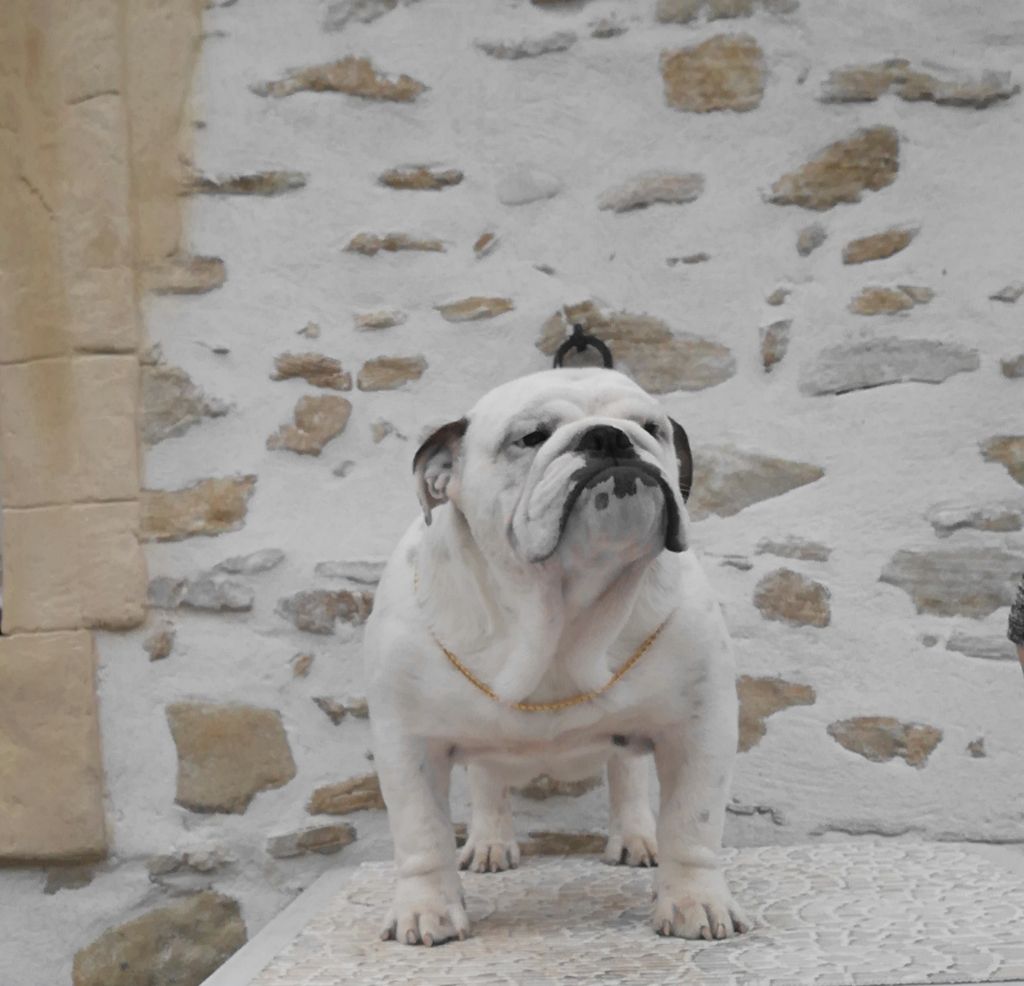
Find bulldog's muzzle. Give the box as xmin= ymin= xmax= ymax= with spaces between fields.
xmin=556 ymin=425 xmax=685 ymax=554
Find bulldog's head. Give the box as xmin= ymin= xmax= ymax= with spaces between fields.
xmin=413 ymin=368 xmax=692 ymax=570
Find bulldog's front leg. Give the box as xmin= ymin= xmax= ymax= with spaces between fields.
xmin=373 ymin=731 xmax=469 ymax=946
xmin=651 ymin=719 xmax=750 ymax=940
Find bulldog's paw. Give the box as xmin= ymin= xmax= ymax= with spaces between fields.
xmin=458 ymin=837 xmax=520 ymax=873
xmin=604 ymin=831 xmax=658 ymax=868
xmin=380 ymin=872 xmax=470 ymax=946
xmin=653 ymin=866 xmax=750 ymax=940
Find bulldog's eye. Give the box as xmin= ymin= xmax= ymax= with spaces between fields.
xmin=643 ymin=421 xmax=663 ymax=440
xmin=517 ymin=427 xmax=551 ymax=448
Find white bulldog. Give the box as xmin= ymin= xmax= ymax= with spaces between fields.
xmin=364 ymin=367 xmax=748 ymax=946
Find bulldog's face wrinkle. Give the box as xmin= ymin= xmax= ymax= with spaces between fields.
xmin=468 ymin=389 xmax=687 ymax=565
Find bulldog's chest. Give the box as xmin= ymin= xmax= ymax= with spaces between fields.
xmin=449 ymin=724 xmax=653 ymax=785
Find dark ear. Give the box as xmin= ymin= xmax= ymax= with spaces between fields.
xmin=670 ymin=419 xmax=693 ymax=502
xmin=412 ymin=418 xmax=468 ymax=524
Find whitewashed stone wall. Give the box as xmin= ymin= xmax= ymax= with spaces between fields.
xmin=7 ymin=1 xmax=1024 ymax=984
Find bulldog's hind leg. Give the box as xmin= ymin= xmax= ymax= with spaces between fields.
xmin=458 ymin=763 xmax=520 ymax=873
xmin=604 ymin=750 xmax=658 ymax=867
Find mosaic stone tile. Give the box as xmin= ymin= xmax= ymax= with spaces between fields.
xmin=251 ymin=844 xmax=1024 ymax=986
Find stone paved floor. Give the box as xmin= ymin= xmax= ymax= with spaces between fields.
xmin=243 ymin=843 xmax=1024 ymax=986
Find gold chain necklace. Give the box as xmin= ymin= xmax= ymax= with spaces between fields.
xmin=415 ymin=565 xmax=672 ymax=712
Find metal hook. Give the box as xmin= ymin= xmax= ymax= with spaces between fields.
xmin=553 ymin=323 xmax=614 ymax=370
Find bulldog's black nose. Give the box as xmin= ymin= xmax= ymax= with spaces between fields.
xmin=575 ymin=425 xmax=636 ymax=459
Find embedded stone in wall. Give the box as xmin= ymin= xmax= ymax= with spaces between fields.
xmin=357 ymin=355 xmax=427 ymax=390
xmin=313 ymin=697 xmax=348 ymax=725
xmin=308 ymin=774 xmax=385 ymax=814
xmin=44 ymin=865 xmax=95 ymax=895
xmin=591 ymin=16 xmax=627 ymax=38
xmin=253 ymin=57 xmax=427 ymax=102
xmin=945 ymin=631 xmax=1016 ymax=662
xmin=187 ymin=170 xmax=306 ymax=196
xmin=925 ymin=501 xmax=1023 ymax=538
xmin=474 ymin=231 xmax=498 ymax=257
xmin=801 ymin=339 xmax=977 ymax=396
xmin=144 ymin=626 xmax=175 ymax=661
xmin=597 ymin=172 xmax=704 ymax=212
xmin=371 ymin=419 xmax=403 ymax=442
xmin=667 ymin=252 xmax=711 ymax=265
xmin=148 ymin=575 xmax=254 ymax=612
xmin=266 ymin=824 xmax=356 ymax=859
xmin=292 ymin=653 xmax=315 ymax=678
xmin=314 ymin=559 xmax=386 ymax=584
xmin=766 ymin=287 xmax=790 ymax=306
xmin=797 ymin=223 xmax=827 ymax=256
xmin=536 ymin=302 xmax=734 ymax=394
xmin=354 ymin=309 xmax=407 ymax=330
xmin=477 ymin=32 xmax=577 ymax=60
xmin=708 ymin=0 xmax=755 ymax=16
xmin=655 ymin=0 xmax=703 ymax=21
xmin=820 ymin=58 xmax=1019 ymax=109
xmin=661 ymin=35 xmax=766 ymax=113
xmin=1001 ymin=355 xmax=1024 ymax=378
xmin=826 ymin=717 xmax=942 ymax=768
xmin=266 ymin=395 xmax=352 ymax=455
xmin=346 ymin=233 xmax=444 ymax=255
xmin=515 ymin=774 xmax=604 ymax=800
xmin=656 ymin=0 xmax=797 ymax=23
xmin=981 ymin=435 xmax=1024 ymax=486
xmin=71 ymin=892 xmax=246 ymax=986
xmin=879 ymin=547 xmax=1024 ymax=617
xmin=141 ymin=475 xmax=257 ymax=542
xmin=756 ymin=537 xmax=832 ymax=562
xmin=754 ymin=568 xmax=831 ymax=627
xmin=144 ymin=254 xmax=226 ymax=294
xmin=271 ymin=352 xmax=352 ymax=390
xmin=146 ymin=849 xmax=231 ymax=881
xmin=214 ymin=549 xmax=285 ymax=574
xmin=167 ymin=703 xmax=297 ymax=814
xmin=736 ymin=675 xmax=816 ymax=752
xmin=818 ymin=60 xmax=908 ymax=102
xmin=968 ymin=738 xmax=987 ymax=758
xmin=347 ymin=699 xmax=370 ymax=719
xmin=769 ymin=126 xmax=899 ymax=210
xmin=722 ymin=0 xmax=799 ymax=13
xmin=298 ymin=321 xmax=321 ymax=339
xmin=990 ymin=283 xmax=1024 ymax=303
xmin=727 ymin=801 xmax=785 ymax=825
xmin=324 ymin=0 xmax=398 ymax=31
xmin=496 ymin=166 xmax=562 ymax=206
xmin=521 ymin=831 xmax=606 ymax=856
xmin=277 ymin=588 xmax=374 ymax=634
xmin=142 ymin=364 xmax=229 ymax=446
xmin=849 ymin=285 xmax=933 ymax=315
xmin=842 ymin=226 xmax=917 ymax=264
xmin=686 ymin=444 xmax=824 ymax=520
xmin=378 ymin=166 xmax=463 ymax=190
xmin=436 ymin=297 xmax=514 ymax=322
xmin=760 ymin=319 xmax=791 ymax=372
